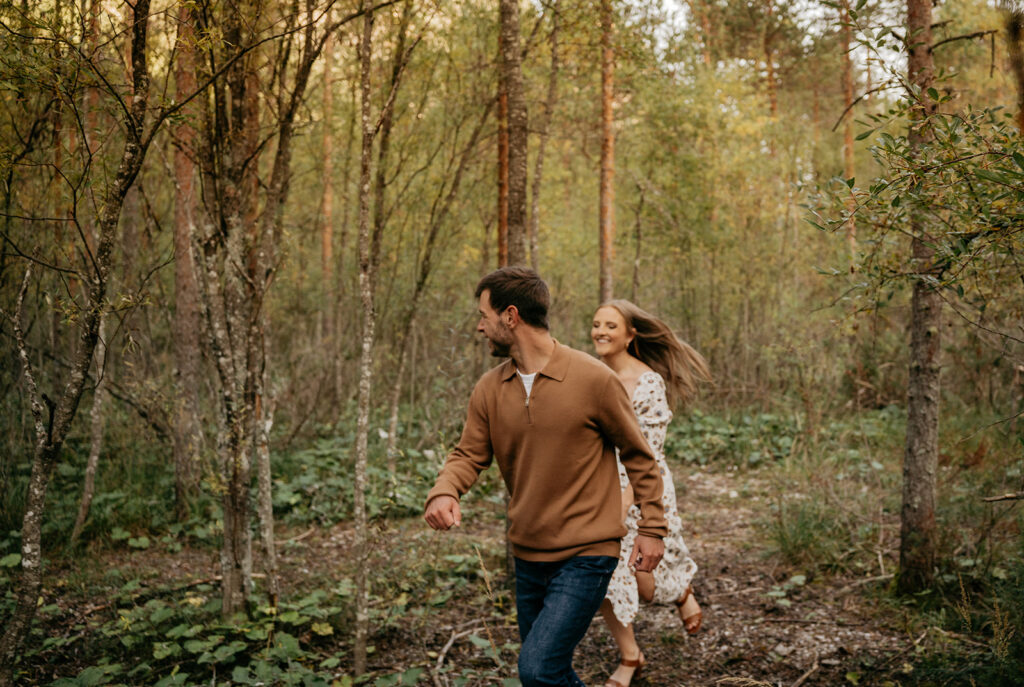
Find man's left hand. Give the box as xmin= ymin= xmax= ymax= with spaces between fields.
xmin=628 ymin=534 xmax=664 ymax=573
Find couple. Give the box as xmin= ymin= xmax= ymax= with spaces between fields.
xmin=424 ymin=267 xmax=709 ymax=687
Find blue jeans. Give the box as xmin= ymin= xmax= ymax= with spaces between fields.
xmin=514 ymin=555 xmax=618 ymax=687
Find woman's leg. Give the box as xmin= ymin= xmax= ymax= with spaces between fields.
xmin=599 ymin=600 xmax=644 ymax=686
xmin=675 ymin=586 xmax=703 ymax=634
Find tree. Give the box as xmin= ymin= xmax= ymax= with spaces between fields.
xmin=599 ymin=0 xmax=615 ymax=301
xmin=528 ymin=0 xmax=560 ymax=270
xmin=500 ymin=0 xmax=529 ymax=266
xmin=171 ymin=0 xmax=205 ymax=520
xmin=0 ymin=0 xmax=155 ymax=679
xmin=898 ymin=0 xmax=940 ymax=595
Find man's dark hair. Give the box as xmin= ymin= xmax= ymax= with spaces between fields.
xmin=475 ymin=267 xmax=550 ymax=330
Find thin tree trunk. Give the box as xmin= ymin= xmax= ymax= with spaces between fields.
xmin=172 ymin=1 xmax=204 ymax=519
xmin=353 ymin=4 xmax=376 ymax=675
xmin=254 ymin=388 xmax=279 ymax=607
xmin=0 ymin=2 xmax=152 ymax=678
xmin=501 ymin=0 xmax=528 ymax=265
xmin=841 ymin=0 xmax=857 ymax=268
xmin=70 ymin=316 xmax=107 ymax=545
xmin=528 ymin=1 xmax=559 ymax=271
xmin=631 ymin=183 xmax=644 ymax=303
xmin=384 ymin=97 xmax=494 ymax=466
xmin=599 ymin=0 xmax=615 ymax=302
xmin=320 ymin=31 xmax=336 ymax=354
xmin=497 ymin=40 xmax=509 ymax=268
xmin=898 ymin=0 xmax=940 ymax=596
xmin=1008 ymin=10 xmax=1024 ymax=134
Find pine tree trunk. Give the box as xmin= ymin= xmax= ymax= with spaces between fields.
xmin=841 ymin=0 xmax=856 ymax=267
xmin=528 ymin=1 xmax=559 ymax=271
xmin=898 ymin=0 xmax=940 ymax=596
xmin=599 ymin=0 xmax=615 ymax=302
xmin=1008 ymin=10 xmax=1024 ymax=134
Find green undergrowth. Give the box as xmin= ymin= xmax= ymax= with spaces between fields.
xmin=752 ymin=406 xmax=1023 ymax=685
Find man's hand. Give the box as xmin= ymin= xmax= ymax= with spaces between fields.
xmin=628 ymin=534 xmax=664 ymax=573
xmin=424 ymin=495 xmax=462 ymax=531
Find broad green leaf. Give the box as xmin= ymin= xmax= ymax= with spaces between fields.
xmin=0 ymin=553 xmax=21 ymax=567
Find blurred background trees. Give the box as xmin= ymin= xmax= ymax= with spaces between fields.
xmin=1 ymin=0 xmax=1022 ymax=682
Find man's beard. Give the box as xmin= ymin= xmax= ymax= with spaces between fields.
xmin=489 ymin=338 xmax=511 ymax=358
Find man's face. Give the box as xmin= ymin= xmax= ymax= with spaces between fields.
xmin=477 ymin=290 xmax=513 ymax=358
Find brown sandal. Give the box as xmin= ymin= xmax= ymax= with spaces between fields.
xmin=674 ymin=585 xmax=703 ymax=634
xmin=604 ymin=651 xmax=645 ymax=687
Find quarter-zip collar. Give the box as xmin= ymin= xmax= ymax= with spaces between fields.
xmin=500 ymin=339 xmax=570 ymax=383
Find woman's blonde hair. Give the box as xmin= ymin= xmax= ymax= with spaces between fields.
xmin=600 ymin=299 xmax=712 ymax=407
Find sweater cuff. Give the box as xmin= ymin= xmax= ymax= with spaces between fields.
xmin=425 ymin=481 xmax=461 ymax=510
xmin=636 ymin=524 xmax=667 ymax=540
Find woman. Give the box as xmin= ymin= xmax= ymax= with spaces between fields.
xmin=591 ymin=299 xmax=711 ymax=687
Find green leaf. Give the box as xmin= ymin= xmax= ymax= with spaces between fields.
xmin=153 ymin=641 xmax=181 ymax=660
xmin=1012 ymin=152 xmax=1024 ymax=171
xmin=926 ymin=87 xmax=939 ymax=100
xmin=0 ymin=553 xmax=21 ymax=567
xmin=111 ymin=527 xmax=131 ymax=541
xmin=128 ymin=536 xmax=151 ymax=549
xmin=400 ymin=668 xmax=425 ymax=685
xmin=846 ymin=671 xmax=862 ymax=685
xmin=855 ymin=128 xmax=874 ymax=141
xmin=468 ymin=634 xmax=491 ymax=649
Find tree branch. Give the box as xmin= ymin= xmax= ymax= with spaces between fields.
xmin=933 ymin=30 xmax=998 ymax=51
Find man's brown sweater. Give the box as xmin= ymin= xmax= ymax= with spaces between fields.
xmin=426 ymin=342 xmax=667 ymax=561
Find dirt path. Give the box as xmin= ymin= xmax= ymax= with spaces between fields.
xmin=568 ymin=466 xmax=913 ymax=686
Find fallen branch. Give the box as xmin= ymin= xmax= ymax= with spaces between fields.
xmin=836 ymin=573 xmax=894 ymax=596
xmin=432 ymin=622 xmax=485 ymax=687
xmin=982 ymin=491 xmax=1024 ymax=503
xmin=792 ymin=654 xmax=819 ymax=687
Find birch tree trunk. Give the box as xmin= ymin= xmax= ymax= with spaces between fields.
xmin=0 ymin=2 xmax=153 ymax=679
xmin=353 ymin=4 xmax=377 ymax=675
xmin=599 ymin=0 xmax=615 ymax=302
xmin=70 ymin=315 xmax=106 ymax=544
xmin=898 ymin=0 xmax=940 ymax=596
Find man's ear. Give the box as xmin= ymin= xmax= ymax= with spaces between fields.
xmin=505 ymin=305 xmax=520 ymax=327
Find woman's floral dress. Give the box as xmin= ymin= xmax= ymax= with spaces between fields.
xmin=605 ymin=370 xmax=698 ymax=625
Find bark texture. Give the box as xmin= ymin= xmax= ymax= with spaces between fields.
xmin=898 ymin=0 xmax=940 ymax=596
xmin=841 ymin=0 xmax=856 ymax=268
xmin=528 ymin=1 xmax=559 ymax=271
xmin=1008 ymin=10 xmax=1024 ymax=134
xmin=0 ymin=1 xmax=153 ymax=679
xmin=500 ymin=0 xmax=528 ymax=265
xmin=599 ymin=0 xmax=615 ymax=302
xmin=172 ymin=2 xmax=204 ymax=519
xmin=353 ymin=5 xmax=376 ymax=674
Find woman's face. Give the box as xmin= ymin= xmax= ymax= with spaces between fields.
xmin=591 ymin=306 xmax=633 ymax=358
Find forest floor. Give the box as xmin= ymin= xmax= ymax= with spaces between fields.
xmin=267 ymin=463 xmax=921 ymax=687
xmin=60 ymin=462 xmax=929 ymax=687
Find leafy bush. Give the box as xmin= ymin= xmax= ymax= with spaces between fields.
xmin=665 ymin=409 xmax=799 ymax=467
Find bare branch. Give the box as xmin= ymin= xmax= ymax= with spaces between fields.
xmin=933 ymin=30 xmax=998 ymax=51
xmin=982 ymin=492 xmax=1024 ymax=502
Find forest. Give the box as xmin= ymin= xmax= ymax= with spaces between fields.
xmin=0 ymin=0 xmax=1022 ymax=684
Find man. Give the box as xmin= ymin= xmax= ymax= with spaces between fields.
xmin=424 ymin=267 xmax=666 ymax=687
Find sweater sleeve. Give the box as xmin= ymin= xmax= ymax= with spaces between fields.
xmin=597 ymin=374 xmax=668 ymax=539
xmin=425 ymin=379 xmax=494 ymax=506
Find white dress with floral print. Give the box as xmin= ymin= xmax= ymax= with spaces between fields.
xmin=605 ymin=370 xmax=698 ymax=626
